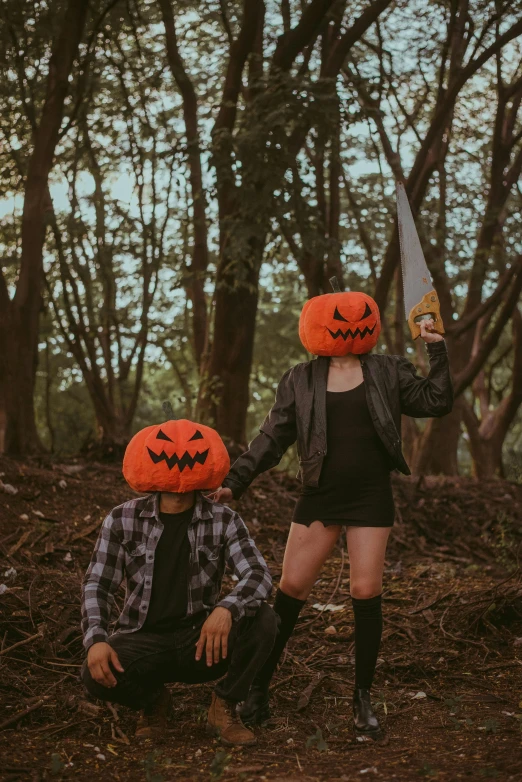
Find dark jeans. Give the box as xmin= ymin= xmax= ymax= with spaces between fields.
xmin=81 ymin=603 xmax=277 ymax=710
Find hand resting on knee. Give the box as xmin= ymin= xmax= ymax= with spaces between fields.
xmin=87 ymin=642 xmax=124 ymax=688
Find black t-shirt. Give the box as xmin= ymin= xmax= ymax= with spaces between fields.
xmin=293 ymin=383 xmax=395 ymax=524
xmin=142 ymin=505 xmax=194 ymax=633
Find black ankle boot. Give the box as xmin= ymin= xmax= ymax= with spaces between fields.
xmin=239 ymin=682 xmax=271 ymax=727
xmin=353 ymin=688 xmax=384 ymax=740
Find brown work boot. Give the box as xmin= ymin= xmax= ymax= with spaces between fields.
xmin=206 ymin=692 xmax=256 ymax=746
xmin=135 ymin=687 xmax=172 ymax=738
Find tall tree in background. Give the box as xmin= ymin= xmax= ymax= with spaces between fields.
xmin=296 ymin=0 xmax=522 ymax=476
xmin=43 ymin=6 xmax=182 ymax=452
xmin=1 ymin=0 xmax=522 ymax=477
xmin=0 ymin=0 xmax=90 ymax=453
xmin=159 ymin=0 xmax=394 ymax=445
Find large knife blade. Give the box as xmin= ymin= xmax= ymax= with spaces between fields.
xmin=396 ymin=182 xmax=445 ymax=339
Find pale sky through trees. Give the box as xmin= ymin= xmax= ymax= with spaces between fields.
xmin=1 ymin=0 xmax=522 ymax=474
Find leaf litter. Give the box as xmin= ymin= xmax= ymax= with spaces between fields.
xmin=0 ymin=458 xmax=521 ymax=780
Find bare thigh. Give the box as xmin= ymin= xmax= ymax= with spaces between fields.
xmin=346 ymin=526 xmax=391 ymax=599
xmin=279 ymin=522 xmax=342 ymax=601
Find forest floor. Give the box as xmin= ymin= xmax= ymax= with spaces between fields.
xmin=0 ymin=457 xmax=521 ymax=782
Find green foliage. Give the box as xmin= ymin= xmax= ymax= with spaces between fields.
xmin=50 ymin=753 xmax=65 ymax=775
xmin=482 ymin=512 xmax=519 ymax=570
xmin=2 ymin=0 xmax=522 ymax=468
xmin=483 ymin=718 xmax=500 ymax=735
xmin=418 ymin=762 xmax=438 ymax=777
xmin=141 ymin=750 xmax=164 ymax=782
xmin=443 ymin=695 xmax=462 ymax=715
xmin=305 ymin=726 xmax=328 ymax=751
xmin=209 ymin=749 xmax=231 ymax=779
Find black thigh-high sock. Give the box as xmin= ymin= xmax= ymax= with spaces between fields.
xmin=351 ymin=594 xmax=383 ymax=690
xmin=255 ymin=588 xmax=306 ymax=688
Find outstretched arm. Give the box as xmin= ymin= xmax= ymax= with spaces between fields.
xmin=220 ymin=367 xmax=297 ymax=499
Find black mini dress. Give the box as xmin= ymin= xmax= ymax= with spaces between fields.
xmin=293 ymin=382 xmax=395 ymax=527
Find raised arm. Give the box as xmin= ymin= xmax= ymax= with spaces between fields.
xmin=216 ymin=511 xmax=272 ymax=621
xmin=222 ymin=366 xmax=297 ymax=499
xmin=398 ymin=339 xmax=454 ymax=418
xmin=81 ymin=513 xmax=125 ymax=649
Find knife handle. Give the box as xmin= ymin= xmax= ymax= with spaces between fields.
xmin=408 ymin=290 xmax=445 ymax=340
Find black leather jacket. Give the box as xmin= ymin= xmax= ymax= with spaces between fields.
xmin=223 ymin=341 xmax=453 ymax=499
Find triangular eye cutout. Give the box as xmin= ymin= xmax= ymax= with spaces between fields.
xmin=361 ymin=302 xmax=372 ymax=320
xmin=189 ymin=430 xmax=204 ymax=441
xmin=333 ymin=306 xmax=348 ymax=322
xmin=157 ymin=429 xmax=173 ymax=442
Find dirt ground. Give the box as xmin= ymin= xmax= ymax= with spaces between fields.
xmin=0 ymin=455 xmax=521 ymax=782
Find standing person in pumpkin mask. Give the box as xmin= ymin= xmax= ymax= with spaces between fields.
xmin=80 ymin=413 xmax=277 ymax=746
xmin=211 ymin=289 xmax=453 ymax=740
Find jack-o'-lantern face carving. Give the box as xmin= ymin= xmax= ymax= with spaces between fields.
xmin=299 ymin=291 xmax=381 ymax=356
xmin=123 ymin=419 xmax=230 ymax=493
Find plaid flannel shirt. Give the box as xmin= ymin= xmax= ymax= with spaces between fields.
xmin=81 ymin=492 xmax=272 ymax=650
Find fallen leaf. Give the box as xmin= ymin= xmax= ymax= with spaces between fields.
xmin=1 ymin=483 xmax=18 ymax=495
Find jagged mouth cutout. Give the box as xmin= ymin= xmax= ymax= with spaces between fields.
xmin=147 ymin=448 xmax=209 ymax=471
xmin=147 ymin=427 xmax=209 ymax=471
xmin=327 ymin=324 xmax=377 ymax=340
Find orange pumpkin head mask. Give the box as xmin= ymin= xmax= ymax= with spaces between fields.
xmin=123 ymin=418 xmax=230 ymax=493
xmin=299 ymin=291 xmax=381 ymax=356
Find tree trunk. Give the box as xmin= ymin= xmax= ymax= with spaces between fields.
xmin=98 ymin=417 xmax=133 ymax=458
xmin=195 ymin=0 xmax=394 ymax=443
xmin=467 ymin=433 xmax=504 ymax=479
xmin=0 ymin=309 xmax=43 ymax=454
xmin=459 ymin=311 xmax=522 ymax=479
xmin=461 ymin=401 xmax=505 ymax=479
xmin=83 ymin=408 xmax=133 ymax=460
xmin=412 ymin=399 xmax=464 ymax=476
xmin=0 ymin=0 xmax=89 ymax=455
xmin=197 ymin=252 xmax=260 ymax=447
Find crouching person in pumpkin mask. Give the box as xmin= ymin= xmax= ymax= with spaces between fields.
xmin=212 ymin=290 xmax=453 ymax=741
xmin=80 ymin=416 xmax=277 ymax=746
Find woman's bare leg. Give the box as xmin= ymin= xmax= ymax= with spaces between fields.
xmin=345 ymin=526 xmax=391 ymax=598
xmin=280 ymin=521 xmax=343 ymax=600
